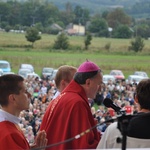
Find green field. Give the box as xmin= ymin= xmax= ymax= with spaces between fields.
xmin=0 ymin=32 xmax=150 ymax=78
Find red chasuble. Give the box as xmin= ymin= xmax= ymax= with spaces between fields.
xmin=40 ymin=80 xmax=100 ymax=149
xmin=0 ymin=121 xmax=30 ymax=150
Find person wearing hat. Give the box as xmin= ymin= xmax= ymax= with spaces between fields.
xmin=40 ymin=60 xmax=103 ymax=149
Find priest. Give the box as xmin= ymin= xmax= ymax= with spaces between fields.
xmin=40 ymin=60 xmax=103 ymax=149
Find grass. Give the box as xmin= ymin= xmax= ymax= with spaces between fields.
xmin=0 ymin=31 xmax=150 ymax=78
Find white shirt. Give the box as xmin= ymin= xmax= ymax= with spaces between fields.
xmin=0 ymin=109 xmax=20 ymax=124
xmin=40 ymin=86 xmax=47 ymax=95
xmin=97 ymin=122 xmax=122 ymax=149
xmin=97 ymin=122 xmax=150 ymax=149
xmin=52 ymin=90 xmax=60 ymax=100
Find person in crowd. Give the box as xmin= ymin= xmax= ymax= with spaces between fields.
xmin=94 ymin=86 xmax=104 ymax=106
xmin=97 ymin=78 xmax=150 ymax=149
xmin=0 ymin=74 xmax=47 ymax=150
xmin=53 ymin=65 xmax=77 ymax=99
xmin=107 ymin=79 xmax=115 ymax=94
xmin=40 ymin=60 xmax=102 ymax=149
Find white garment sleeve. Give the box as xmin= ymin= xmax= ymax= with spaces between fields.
xmin=96 ymin=122 xmax=122 ymax=149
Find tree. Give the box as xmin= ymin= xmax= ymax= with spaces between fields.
xmin=20 ymin=0 xmax=44 ymax=26
xmin=84 ymin=33 xmax=92 ymax=50
xmin=73 ymin=5 xmax=90 ymax=25
xmin=60 ymin=2 xmax=75 ymax=26
xmin=134 ymin=24 xmax=150 ymax=39
xmin=102 ymin=11 xmax=109 ymax=19
xmin=88 ymin=18 xmax=109 ymax=37
xmin=36 ymin=3 xmax=60 ymax=27
xmin=5 ymin=25 xmax=11 ymax=32
xmin=53 ymin=33 xmax=69 ymax=50
xmin=112 ymin=24 xmax=132 ymax=38
xmin=25 ymin=27 xmax=41 ymax=48
xmin=129 ymin=36 xmax=144 ymax=52
xmin=106 ymin=8 xmax=131 ymax=29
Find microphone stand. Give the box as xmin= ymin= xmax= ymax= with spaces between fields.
xmin=103 ymin=98 xmax=134 ymax=150
xmin=31 ymin=117 xmax=117 ymax=150
xmin=117 ymin=111 xmax=133 ymax=150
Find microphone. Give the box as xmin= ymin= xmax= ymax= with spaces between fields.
xmin=103 ymin=98 xmax=121 ymax=112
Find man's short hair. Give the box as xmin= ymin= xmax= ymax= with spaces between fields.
xmin=0 ymin=74 xmax=24 ymax=106
xmin=74 ymin=70 xmax=100 ymax=84
xmin=136 ymin=79 xmax=150 ymax=110
xmin=55 ymin=65 xmax=77 ymax=89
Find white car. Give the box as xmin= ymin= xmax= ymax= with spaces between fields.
xmin=126 ymin=75 xmax=146 ymax=85
xmin=50 ymin=69 xmax=58 ymax=80
xmin=19 ymin=64 xmax=34 ymax=73
xmin=133 ymin=71 xmax=149 ymax=78
xmin=41 ymin=67 xmax=54 ymax=79
xmin=0 ymin=69 xmax=3 ymax=76
xmin=18 ymin=68 xmax=33 ymax=78
xmin=103 ymin=74 xmax=116 ymax=84
xmin=26 ymin=73 xmax=41 ymax=81
xmin=110 ymin=70 xmax=125 ymax=81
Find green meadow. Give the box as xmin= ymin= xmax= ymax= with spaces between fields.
xmin=0 ymin=31 xmax=150 ymax=78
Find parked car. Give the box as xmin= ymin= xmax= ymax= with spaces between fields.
xmin=18 ymin=68 xmax=33 ymax=78
xmin=0 ymin=69 xmax=3 ymax=76
xmin=133 ymin=71 xmax=149 ymax=78
xmin=126 ymin=75 xmax=145 ymax=85
xmin=0 ymin=60 xmax=11 ymax=73
xmin=26 ymin=73 xmax=41 ymax=81
xmin=19 ymin=64 xmax=34 ymax=73
xmin=110 ymin=70 xmax=125 ymax=81
xmin=2 ymin=72 xmax=15 ymax=75
xmin=50 ymin=69 xmax=58 ymax=80
xmin=103 ymin=74 xmax=115 ymax=84
xmin=41 ymin=67 xmax=54 ymax=79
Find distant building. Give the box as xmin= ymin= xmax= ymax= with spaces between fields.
xmin=65 ymin=23 xmax=85 ymax=36
xmin=50 ymin=23 xmax=63 ymax=31
xmin=108 ymin=27 xmax=113 ymax=32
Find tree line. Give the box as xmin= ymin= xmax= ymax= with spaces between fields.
xmin=0 ymin=0 xmax=149 ymax=52
xmin=0 ymin=0 xmax=150 ymax=39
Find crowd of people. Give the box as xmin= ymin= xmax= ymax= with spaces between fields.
xmin=0 ymin=60 xmax=149 ymax=149
xmin=92 ymin=79 xmax=138 ymax=133
xmin=97 ymin=78 xmax=150 ymax=149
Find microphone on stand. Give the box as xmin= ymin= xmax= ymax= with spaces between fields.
xmin=103 ymin=98 xmax=122 ymax=112
xmin=103 ymin=98 xmax=128 ymax=150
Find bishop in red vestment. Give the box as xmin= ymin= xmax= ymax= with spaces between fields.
xmin=40 ymin=60 xmax=102 ymax=149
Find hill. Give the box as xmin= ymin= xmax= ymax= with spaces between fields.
xmin=47 ymin=0 xmax=150 ymax=18
xmin=1 ymin=0 xmax=149 ymax=18
xmin=47 ymin=0 xmax=138 ymax=11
